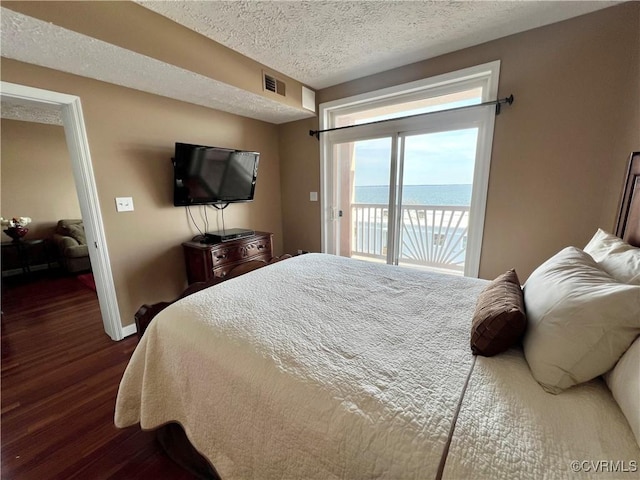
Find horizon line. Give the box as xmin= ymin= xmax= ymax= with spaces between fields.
xmin=355 ymin=183 xmax=472 ymax=187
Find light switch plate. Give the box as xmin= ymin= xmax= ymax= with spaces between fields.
xmin=115 ymin=197 xmax=134 ymax=212
xmin=310 ymin=191 xmax=318 ymax=202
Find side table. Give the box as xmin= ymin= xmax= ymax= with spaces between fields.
xmin=1 ymin=239 xmax=46 ymax=275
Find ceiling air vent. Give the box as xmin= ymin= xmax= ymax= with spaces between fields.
xmin=263 ymin=73 xmax=286 ymax=97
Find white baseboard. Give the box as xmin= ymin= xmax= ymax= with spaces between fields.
xmin=121 ymin=323 xmax=138 ymax=338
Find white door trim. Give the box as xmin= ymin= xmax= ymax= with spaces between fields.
xmin=1 ymin=81 xmax=126 ymax=340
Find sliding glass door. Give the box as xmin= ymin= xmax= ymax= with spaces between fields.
xmin=333 ymin=137 xmax=394 ymax=262
xmin=395 ymin=129 xmax=478 ymax=273
xmin=320 ymin=62 xmax=500 ymax=277
xmin=332 ymin=124 xmax=480 ymax=275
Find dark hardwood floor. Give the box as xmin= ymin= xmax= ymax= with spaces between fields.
xmin=1 ymin=271 xmax=196 ymax=479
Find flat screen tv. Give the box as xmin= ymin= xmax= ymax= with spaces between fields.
xmin=173 ymin=142 xmax=260 ymax=206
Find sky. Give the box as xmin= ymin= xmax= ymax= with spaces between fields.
xmin=353 ymin=128 xmax=478 ymax=186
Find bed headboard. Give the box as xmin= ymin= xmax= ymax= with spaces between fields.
xmin=615 ymin=152 xmax=640 ymax=247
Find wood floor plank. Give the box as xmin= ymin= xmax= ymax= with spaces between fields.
xmin=1 ymin=272 xmax=194 ymax=479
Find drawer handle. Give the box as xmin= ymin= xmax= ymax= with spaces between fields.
xmin=257 ymin=244 xmax=265 ymax=250
xmin=216 ymin=254 xmax=227 ymax=260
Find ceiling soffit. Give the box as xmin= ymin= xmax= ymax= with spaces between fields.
xmin=1 ymin=100 xmax=63 ymax=126
xmin=0 ymin=3 xmax=314 ymax=124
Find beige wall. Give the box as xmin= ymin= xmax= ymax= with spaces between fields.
xmin=1 ymin=59 xmax=284 ymax=327
xmin=278 ymin=3 xmax=640 ymax=280
xmin=1 ymin=119 xmax=81 ymax=239
xmin=278 ymin=117 xmax=321 ymax=255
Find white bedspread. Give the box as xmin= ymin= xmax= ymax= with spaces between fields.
xmin=443 ymin=349 xmax=640 ymax=480
xmin=115 ymin=253 xmax=486 ymax=479
xmin=115 ymin=253 xmax=640 ymax=479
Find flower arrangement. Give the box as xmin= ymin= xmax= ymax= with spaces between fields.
xmin=1 ymin=217 xmax=32 ymax=228
xmin=1 ymin=216 xmax=32 ymax=241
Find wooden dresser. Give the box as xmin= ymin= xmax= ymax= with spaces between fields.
xmin=182 ymin=231 xmax=273 ymax=284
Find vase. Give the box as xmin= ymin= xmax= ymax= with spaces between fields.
xmin=4 ymin=226 xmax=28 ymax=242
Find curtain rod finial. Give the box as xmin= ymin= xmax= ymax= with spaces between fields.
xmin=496 ymin=94 xmax=514 ymax=115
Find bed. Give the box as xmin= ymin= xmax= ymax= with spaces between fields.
xmin=115 ymin=152 xmax=640 ymax=479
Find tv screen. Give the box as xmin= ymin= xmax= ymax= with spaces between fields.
xmin=173 ymin=143 xmax=260 ymax=206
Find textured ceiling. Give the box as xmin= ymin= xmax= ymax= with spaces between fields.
xmin=1 ymin=1 xmax=621 ymax=124
xmin=137 ymin=0 xmax=619 ymax=89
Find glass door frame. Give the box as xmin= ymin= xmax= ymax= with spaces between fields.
xmin=320 ymin=61 xmax=500 ymax=277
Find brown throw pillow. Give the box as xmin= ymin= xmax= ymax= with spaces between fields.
xmin=470 ymin=269 xmax=527 ymax=357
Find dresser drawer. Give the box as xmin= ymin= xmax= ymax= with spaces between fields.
xmin=210 ymin=236 xmax=272 ymax=267
xmin=183 ymin=232 xmax=274 ymax=284
xmin=212 ymin=259 xmax=262 ymax=279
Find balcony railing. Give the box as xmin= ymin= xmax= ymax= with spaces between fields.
xmin=350 ymin=203 xmax=470 ymax=272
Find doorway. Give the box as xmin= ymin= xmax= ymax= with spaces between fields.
xmin=320 ymin=62 xmax=500 ymax=277
xmin=1 ymin=81 xmax=124 ymax=340
xmin=333 ymin=125 xmax=479 ymax=275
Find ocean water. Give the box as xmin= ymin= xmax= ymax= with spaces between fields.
xmin=355 ymin=184 xmax=472 ymax=206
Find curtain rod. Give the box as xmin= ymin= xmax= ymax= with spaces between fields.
xmin=309 ymin=94 xmax=514 ymax=139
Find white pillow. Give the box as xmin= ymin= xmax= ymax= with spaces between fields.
xmin=584 ymin=228 xmax=640 ymax=284
xmin=523 ymin=247 xmax=640 ymax=394
xmin=604 ymin=336 xmax=640 ymax=448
